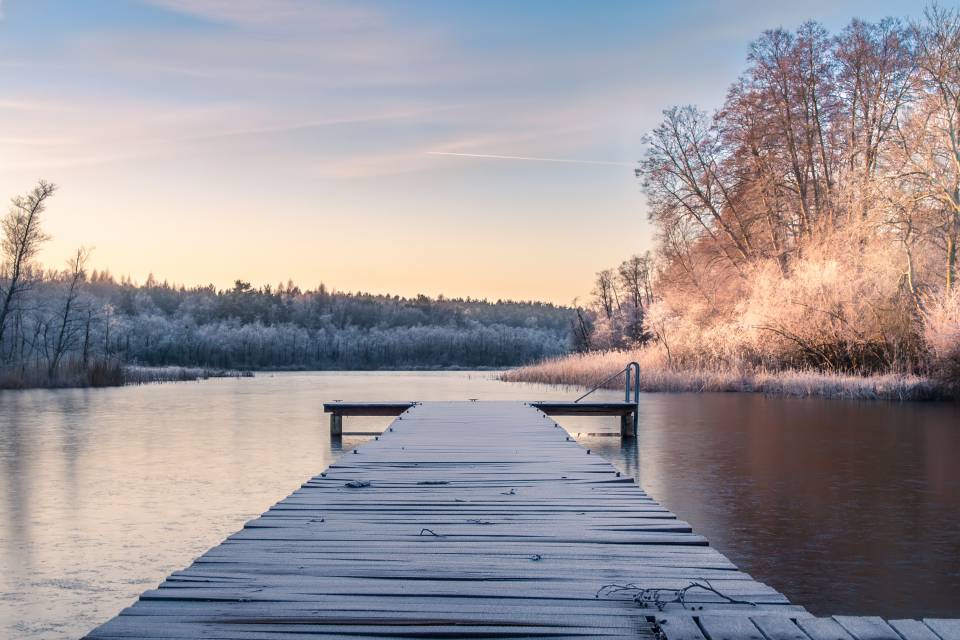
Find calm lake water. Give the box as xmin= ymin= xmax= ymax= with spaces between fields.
xmin=1 ymin=371 xmax=958 ymax=638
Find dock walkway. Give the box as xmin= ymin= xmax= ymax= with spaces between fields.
xmin=86 ymin=402 xmax=959 ymax=640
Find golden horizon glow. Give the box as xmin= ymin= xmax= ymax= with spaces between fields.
xmin=0 ymin=0 xmax=923 ymax=304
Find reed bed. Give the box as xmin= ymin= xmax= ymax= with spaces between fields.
xmin=121 ymin=366 xmax=253 ymax=385
xmin=0 ymin=358 xmax=125 ymax=389
xmin=0 ymin=361 xmax=252 ymax=390
xmin=500 ymin=349 xmax=945 ymax=401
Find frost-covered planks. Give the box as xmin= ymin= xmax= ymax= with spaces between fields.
xmin=923 ymin=619 xmax=960 ymax=640
xmin=833 ymin=616 xmax=901 ymax=640
xmin=887 ymin=620 xmax=942 ymax=640
xmin=657 ymin=616 xmax=960 ymax=640
xmin=86 ymin=401 xmax=801 ymax=640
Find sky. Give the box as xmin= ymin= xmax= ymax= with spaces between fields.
xmin=0 ymin=0 xmax=931 ymax=304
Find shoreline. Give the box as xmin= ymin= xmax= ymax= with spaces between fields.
xmin=500 ymin=351 xmax=952 ymax=401
xmin=0 ymin=364 xmax=253 ymax=391
xmin=122 ymin=366 xmax=254 ymax=385
xmin=3 ymin=359 xmax=951 ymax=400
xmin=0 ymin=364 xmax=508 ymax=391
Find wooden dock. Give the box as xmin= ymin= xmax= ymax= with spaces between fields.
xmin=86 ymin=402 xmax=959 ymax=640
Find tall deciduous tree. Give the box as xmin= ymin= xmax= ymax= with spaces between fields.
xmin=48 ymin=247 xmax=91 ymax=378
xmin=0 ymin=181 xmax=56 ymax=357
xmin=906 ymin=4 xmax=960 ymax=290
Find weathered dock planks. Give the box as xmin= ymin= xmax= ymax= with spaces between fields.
xmin=85 ymin=401 xmax=956 ymax=639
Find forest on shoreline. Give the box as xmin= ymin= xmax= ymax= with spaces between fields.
xmin=0 ymin=187 xmax=572 ymax=389
xmin=508 ymin=6 xmax=960 ymax=400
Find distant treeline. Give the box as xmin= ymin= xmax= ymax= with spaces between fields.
xmin=0 ymin=183 xmax=573 ymax=388
xmin=87 ymin=276 xmax=572 ymax=369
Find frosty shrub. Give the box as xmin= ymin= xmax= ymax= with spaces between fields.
xmin=923 ymin=288 xmax=960 ymax=386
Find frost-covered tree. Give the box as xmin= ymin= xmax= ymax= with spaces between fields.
xmin=0 ymin=181 xmax=55 ymax=356
xmin=585 ymin=5 xmax=960 ymax=384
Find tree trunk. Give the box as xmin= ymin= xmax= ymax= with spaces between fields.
xmin=948 ymin=221 xmax=957 ymax=291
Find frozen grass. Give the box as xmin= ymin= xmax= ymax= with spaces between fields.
xmin=0 ymin=358 xmax=125 ymax=389
xmin=121 ymin=366 xmax=253 ymax=385
xmin=0 ymin=361 xmax=252 ymax=390
xmin=500 ymin=348 xmax=946 ymax=401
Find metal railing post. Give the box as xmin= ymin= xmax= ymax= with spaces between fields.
xmin=574 ymin=361 xmax=641 ymax=439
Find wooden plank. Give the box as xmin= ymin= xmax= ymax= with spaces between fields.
xmin=834 ymin=616 xmax=902 ymax=640
xmin=924 ymin=620 xmax=960 ymax=640
xmin=751 ymin=616 xmax=811 ymax=640
xmin=699 ymin=615 xmax=765 ymax=640
xmin=532 ymin=401 xmax=637 ymax=416
xmin=888 ymin=620 xmax=942 ymax=640
xmin=798 ymin=618 xmax=856 ymax=640
xmin=658 ymin=616 xmax=709 ymax=640
xmin=323 ymin=401 xmax=415 ymax=416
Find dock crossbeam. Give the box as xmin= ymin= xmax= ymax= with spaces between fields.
xmin=324 ymin=399 xmax=641 ymax=438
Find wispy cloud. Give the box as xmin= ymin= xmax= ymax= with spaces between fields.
xmin=426 ymin=151 xmax=633 ymax=167
xmin=143 ymin=0 xmax=378 ymax=31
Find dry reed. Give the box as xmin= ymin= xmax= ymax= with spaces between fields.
xmin=500 ymin=348 xmax=945 ymax=400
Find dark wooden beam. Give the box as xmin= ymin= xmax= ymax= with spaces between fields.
xmin=531 ymin=401 xmax=637 ymax=416
xmin=323 ymin=402 xmax=416 ymax=416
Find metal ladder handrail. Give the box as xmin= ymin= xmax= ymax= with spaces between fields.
xmin=574 ymin=361 xmax=640 ymax=404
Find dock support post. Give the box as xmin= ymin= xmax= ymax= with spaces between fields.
xmin=330 ymin=413 xmax=342 ymax=437
xmin=620 ymin=413 xmax=636 ymax=439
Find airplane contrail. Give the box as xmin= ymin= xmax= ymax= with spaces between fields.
xmin=425 ymin=151 xmax=633 ymax=167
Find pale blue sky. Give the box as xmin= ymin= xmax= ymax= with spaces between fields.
xmin=0 ymin=0 xmax=928 ymax=302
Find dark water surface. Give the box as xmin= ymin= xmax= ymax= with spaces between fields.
xmin=588 ymin=394 xmax=960 ymax=619
xmin=0 ymin=372 xmax=958 ymax=638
